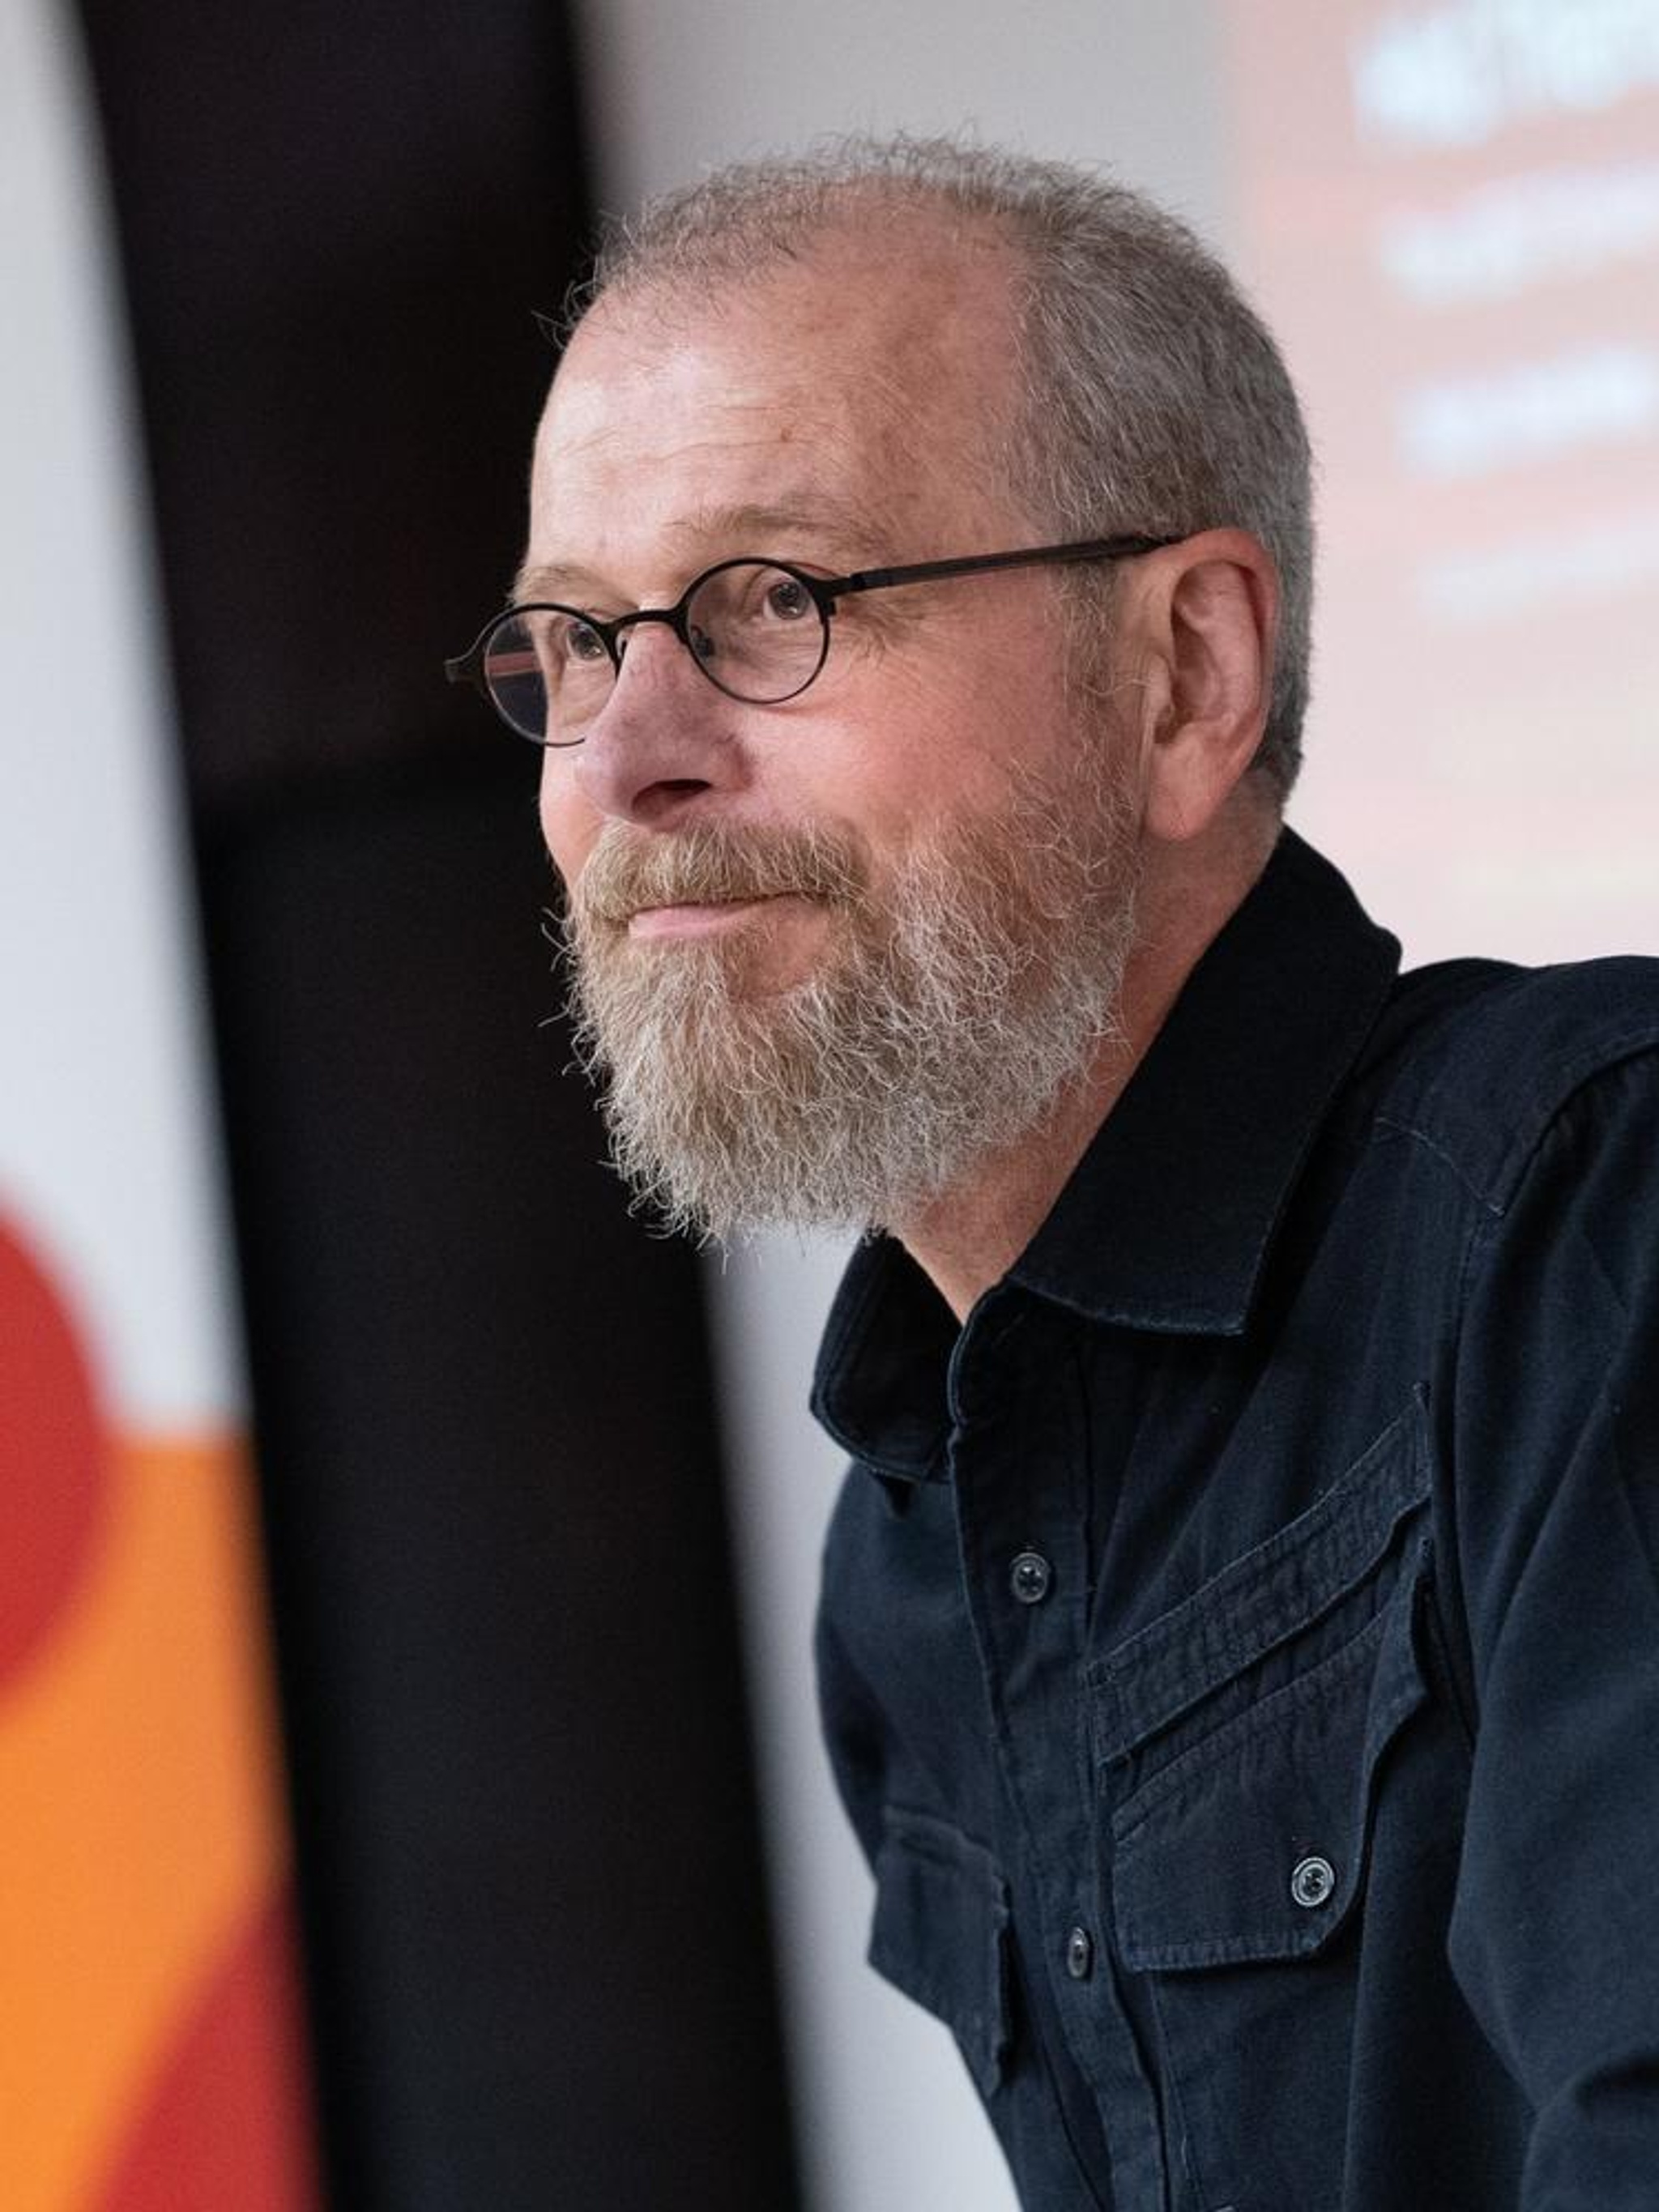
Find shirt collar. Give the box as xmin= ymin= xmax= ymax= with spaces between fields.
xmin=811 ymin=831 xmax=1401 ymax=1482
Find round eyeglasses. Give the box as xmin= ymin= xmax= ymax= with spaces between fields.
xmin=444 ymin=535 xmax=1175 ymax=746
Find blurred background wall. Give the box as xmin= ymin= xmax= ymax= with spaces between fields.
xmin=3 ymin=2 xmax=1656 ymax=2209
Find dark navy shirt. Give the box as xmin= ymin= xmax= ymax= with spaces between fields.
xmin=812 ymin=831 xmax=1659 ymax=2212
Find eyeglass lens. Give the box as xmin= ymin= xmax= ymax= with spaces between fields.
xmin=482 ymin=560 xmax=829 ymax=743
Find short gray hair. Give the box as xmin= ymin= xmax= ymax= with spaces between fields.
xmin=571 ymin=136 xmax=1313 ymax=800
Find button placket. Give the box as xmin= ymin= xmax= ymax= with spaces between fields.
xmin=947 ymin=1306 xmax=1147 ymax=2163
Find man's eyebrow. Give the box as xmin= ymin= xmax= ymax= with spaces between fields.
xmin=668 ymin=498 xmax=876 ymax=565
xmin=509 ymin=556 xmax=593 ymax=605
xmin=509 ymin=497 xmax=881 ymax=606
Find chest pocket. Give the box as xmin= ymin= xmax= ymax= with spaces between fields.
xmin=1086 ymin=1404 xmax=1439 ymax=2212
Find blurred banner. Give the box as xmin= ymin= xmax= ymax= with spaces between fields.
xmin=1227 ymin=0 xmax=1659 ymax=961
xmin=0 ymin=6 xmax=319 ymax=2207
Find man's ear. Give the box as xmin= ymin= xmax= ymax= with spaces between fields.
xmin=1133 ymin=529 xmax=1278 ymax=843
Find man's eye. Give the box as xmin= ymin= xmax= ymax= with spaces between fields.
xmin=764 ymin=577 xmax=812 ymax=621
xmin=563 ymin=619 xmax=610 ymax=663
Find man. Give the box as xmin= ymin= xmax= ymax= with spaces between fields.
xmin=449 ymin=140 xmax=1659 ymax=2210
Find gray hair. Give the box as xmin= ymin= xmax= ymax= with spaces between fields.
xmin=571 ymin=136 xmax=1313 ymax=800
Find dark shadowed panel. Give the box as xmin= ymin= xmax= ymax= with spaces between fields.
xmin=197 ymin=759 xmax=800 ymax=2209
xmin=76 ymin=0 xmax=582 ymax=808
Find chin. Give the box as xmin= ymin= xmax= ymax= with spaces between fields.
xmin=676 ymin=897 xmax=838 ymax=999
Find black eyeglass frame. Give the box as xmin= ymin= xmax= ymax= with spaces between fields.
xmin=444 ymin=533 xmax=1178 ymax=745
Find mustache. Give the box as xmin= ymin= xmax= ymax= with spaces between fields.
xmin=572 ymin=820 xmax=870 ymax=927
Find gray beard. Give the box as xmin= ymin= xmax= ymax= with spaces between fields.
xmin=561 ymin=769 xmax=1141 ymax=1244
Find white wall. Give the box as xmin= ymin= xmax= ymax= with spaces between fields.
xmin=574 ymin=0 xmax=1226 ymax=236
xmin=0 ymin=0 xmax=244 ymax=1430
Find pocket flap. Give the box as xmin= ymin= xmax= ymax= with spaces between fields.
xmin=1112 ymin=1569 xmax=1426 ymax=1973
xmin=1090 ymin=1400 xmax=1431 ymax=1765
xmin=869 ymin=1807 xmax=1012 ymax=2097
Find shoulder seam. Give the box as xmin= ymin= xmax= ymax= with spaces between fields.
xmin=1375 ymin=1024 xmax=1659 ymax=1218
xmin=1372 ymin=1113 xmax=1505 ymax=1217
xmin=1489 ymin=1029 xmax=1659 ymax=1217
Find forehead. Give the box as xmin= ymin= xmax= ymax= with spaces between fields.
xmin=527 ymin=220 xmax=1030 ymax=580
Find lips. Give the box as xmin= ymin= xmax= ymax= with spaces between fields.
xmin=626 ymin=896 xmax=784 ymax=940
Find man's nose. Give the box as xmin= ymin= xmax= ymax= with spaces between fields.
xmin=571 ymin=625 xmax=742 ymax=829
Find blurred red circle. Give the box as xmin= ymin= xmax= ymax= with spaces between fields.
xmin=0 ymin=1214 xmax=112 ymax=1685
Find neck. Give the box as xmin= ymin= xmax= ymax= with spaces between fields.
xmin=894 ymin=813 xmax=1277 ymax=1321
xmin=895 ymin=1038 xmax=1140 ymax=1320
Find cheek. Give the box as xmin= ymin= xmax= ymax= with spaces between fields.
xmin=538 ymin=760 xmax=599 ymax=890
xmin=838 ymin=663 xmax=1035 ymax=829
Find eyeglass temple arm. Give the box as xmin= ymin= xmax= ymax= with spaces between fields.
xmin=442 ymin=535 xmax=1179 ymax=681
xmin=826 ymin=534 xmax=1176 ymax=601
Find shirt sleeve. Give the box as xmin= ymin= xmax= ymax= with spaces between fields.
xmin=1444 ymin=1044 xmax=1659 ymax=2210
xmin=815 ymin=1524 xmax=892 ymax=1875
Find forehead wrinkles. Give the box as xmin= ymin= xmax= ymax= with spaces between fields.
xmin=547 ymin=232 xmax=1031 ymax=545
xmin=534 ymin=336 xmax=907 ymax=545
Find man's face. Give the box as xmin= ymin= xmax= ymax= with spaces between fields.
xmin=527 ymin=224 xmax=1144 ymax=1238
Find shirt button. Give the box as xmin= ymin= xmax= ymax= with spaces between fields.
xmin=1065 ymin=1925 xmax=1094 ymax=1980
xmin=1009 ymin=1550 xmax=1052 ymax=1605
xmin=1290 ymin=1854 xmax=1337 ymax=1909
